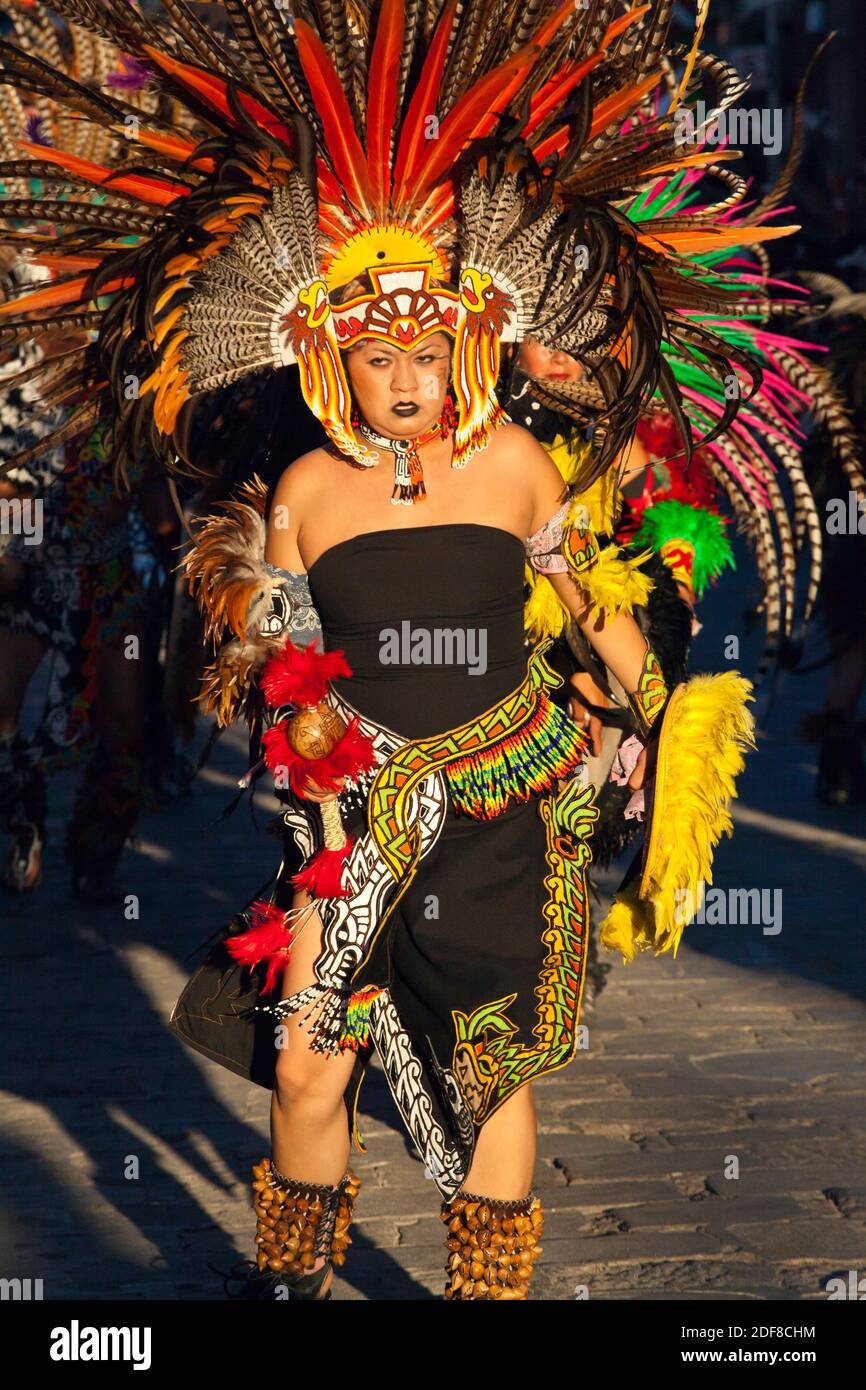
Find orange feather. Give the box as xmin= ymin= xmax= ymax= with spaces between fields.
xmin=526 ymin=1 xmax=650 ymax=137
xmin=27 ymin=255 xmax=103 ymax=271
xmin=402 ymin=0 xmax=576 ymax=208
xmin=524 ymin=54 xmax=606 ymax=136
xmin=642 ymin=151 xmax=742 ymax=176
xmin=366 ymin=0 xmax=405 ymax=215
xmin=293 ymin=18 xmax=373 ymax=216
xmin=588 ymin=72 xmax=661 ymax=139
xmin=141 ymin=45 xmax=293 ymax=151
xmin=0 ymin=276 xmax=90 ymax=316
xmin=638 ymin=225 xmax=800 ymax=256
xmin=128 ymin=127 xmax=215 ymax=173
xmin=391 ymin=0 xmax=458 ymax=205
xmin=18 ymin=140 xmax=189 ymax=206
xmin=0 ymin=274 xmax=133 ymax=317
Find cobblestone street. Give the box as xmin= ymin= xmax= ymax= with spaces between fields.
xmin=4 ymin=575 xmax=866 ymax=1301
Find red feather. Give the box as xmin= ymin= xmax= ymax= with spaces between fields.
xmin=293 ymin=19 xmax=373 ymax=216
xmin=17 ymin=140 xmax=189 ymax=206
xmin=328 ymin=718 xmax=379 ymax=779
xmin=416 ymin=187 xmax=454 ymax=237
xmin=523 ymin=54 xmax=606 ymax=137
xmin=225 ymin=900 xmax=294 ymax=995
xmin=292 ymin=841 xmax=354 ymax=899
xmin=391 ymin=0 xmax=458 ymax=205
xmin=141 ymin=45 xmax=293 ymax=150
xmin=402 ymin=0 xmax=575 ymax=208
xmin=261 ymin=638 xmax=353 ymax=708
xmin=366 ymin=0 xmax=405 ymax=214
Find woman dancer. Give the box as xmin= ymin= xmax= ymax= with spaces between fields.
xmin=0 ymin=1 xmax=782 ymax=1300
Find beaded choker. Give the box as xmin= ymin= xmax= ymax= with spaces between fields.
xmin=355 ymin=417 xmax=451 ymax=506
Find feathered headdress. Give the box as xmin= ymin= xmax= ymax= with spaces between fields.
xmin=0 ymin=0 xmax=812 ymax=489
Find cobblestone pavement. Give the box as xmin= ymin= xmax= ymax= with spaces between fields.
xmin=3 ymin=574 xmax=866 ymax=1301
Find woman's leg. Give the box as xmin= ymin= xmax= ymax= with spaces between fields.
xmin=0 ymin=624 xmax=46 ymax=735
xmin=438 ymin=1083 xmax=543 ymax=1300
xmin=270 ymin=886 xmax=358 ymax=1183
xmin=265 ymin=886 xmax=360 ymax=1293
xmin=66 ymin=638 xmax=146 ymax=896
xmin=462 ymin=1083 xmax=537 ymax=1198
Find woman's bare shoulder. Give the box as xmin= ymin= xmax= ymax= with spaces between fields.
xmin=270 ymin=446 xmax=334 ymax=503
xmin=266 ymin=448 xmax=333 ymax=569
xmin=491 ymin=422 xmax=567 ymax=487
xmin=488 ymin=423 xmax=571 ymax=531
xmin=491 ymin=422 xmax=558 ymax=470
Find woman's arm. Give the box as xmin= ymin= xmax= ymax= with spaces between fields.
xmin=523 ymin=427 xmax=662 ymax=698
xmin=521 ymin=427 xmax=667 ymax=783
xmin=545 ymin=575 xmax=656 ymax=705
xmin=262 ymin=458 xmax=343 ymax=802
xmin=265 ymin=457 xmax=308 ymax=571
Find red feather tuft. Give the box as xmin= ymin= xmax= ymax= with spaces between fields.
xmin=262 ymin=714 xmax=377 ymax=796
xmin=292 ymin=841 xmax=354 ymax=899
xmin=261 ymin=638 xmax=353 ymax=708
xmin=225 ymin=900 xmax=294 ymax=995
xmin=328 ymin=718 xmax=378 ymax=778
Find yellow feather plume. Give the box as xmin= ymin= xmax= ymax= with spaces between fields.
xmin=545 ymin=435 xmax=620 ymax=535
xmin=578 ymin=545 xmax=655 ymax=621
xmin=600 ymin=673 xmax=757 ymax=963
xmin=524 ymin=562 xmax=571 ymax=642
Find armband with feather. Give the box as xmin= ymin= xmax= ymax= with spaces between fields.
xmin=182 ymin=475 xmax=323 ymax=726
xmin=524 ymin=489 xmax=654 ymax=623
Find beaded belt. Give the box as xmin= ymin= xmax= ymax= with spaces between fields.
xmin=366 ymin=634 xmax=589 ymax=881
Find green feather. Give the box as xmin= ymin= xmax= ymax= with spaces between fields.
xmin=634 ymin=499 xmax=735 ymax=598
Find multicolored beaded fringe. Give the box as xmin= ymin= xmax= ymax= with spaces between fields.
xmin=445 ymin=692 xmax=590 ymax=819
xmin=338 ymin=985 xmax=385 ymax=1052
xmin=259 ymin=982 xmax=385 ymax=1055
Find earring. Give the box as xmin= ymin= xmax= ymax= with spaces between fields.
xmin=350 ymin=402 xmax=360 ymax=427
xmin=440 ymin=387 xmax=458 ymax=433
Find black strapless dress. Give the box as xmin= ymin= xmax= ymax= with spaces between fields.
xmin=300 ymin=524 xmax=597 ymax=1192
xmin=170 ymin=523 xmax=597 ymax=1200
xmin=309 ymin=523 xmax=530 ymax=737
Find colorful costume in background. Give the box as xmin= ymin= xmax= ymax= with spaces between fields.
xmin=0 ymin=413 xmax=149 ymax=892
xmin=0 ymin=0 xmax=821 ymax=1300
xmin=0 ymin=5 xmax=174 ymax=894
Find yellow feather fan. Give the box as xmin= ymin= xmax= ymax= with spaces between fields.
xmin=600 ymin=673 xmax=757 ymax=963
